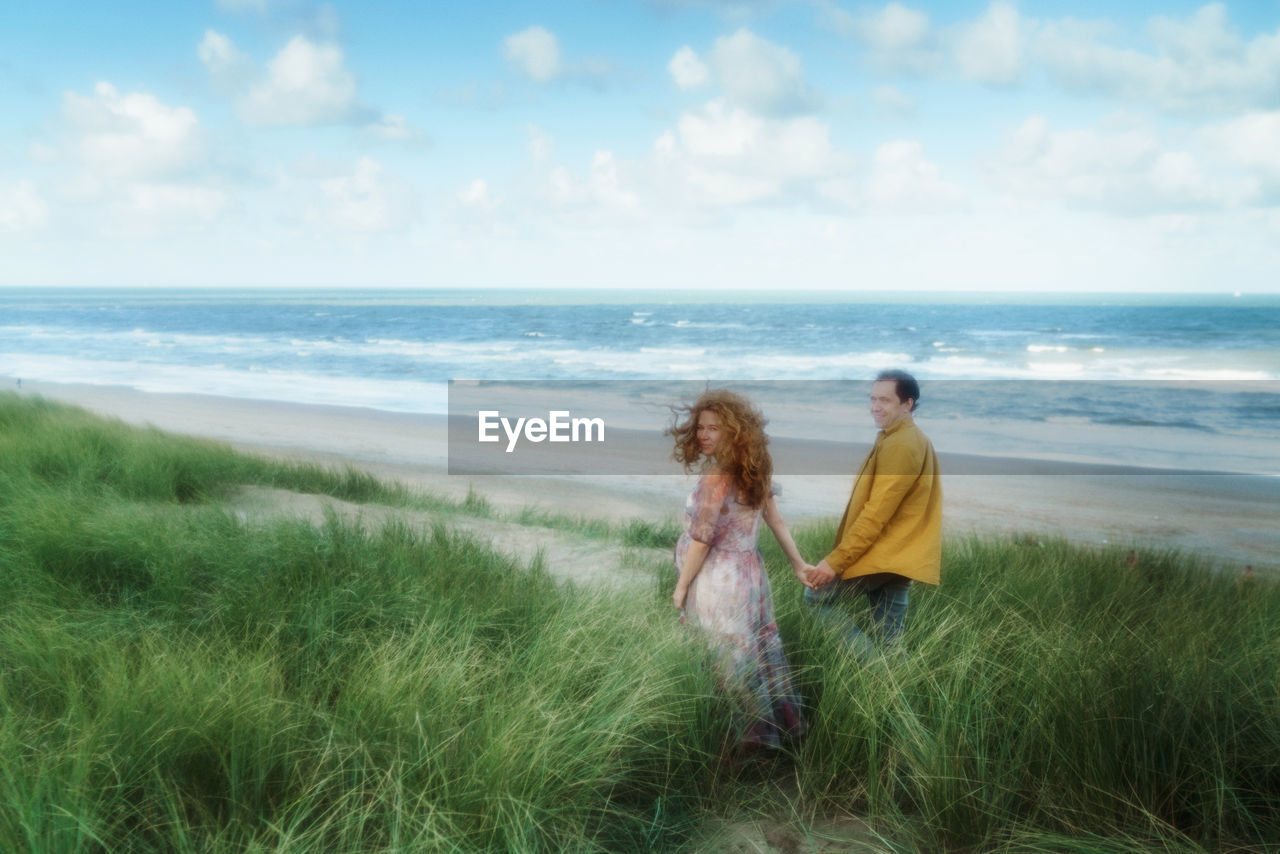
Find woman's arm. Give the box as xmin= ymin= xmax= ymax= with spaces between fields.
xmin=673 ymin=541 xmax=710 ymax=611
xmin=674 ymin=473 xmax=730 ymax=610
xmin=763 ymin=494 xmax=812 ymax=582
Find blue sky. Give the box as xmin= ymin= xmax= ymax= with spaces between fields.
xmin=2 ymin=0 xmax=1279 ymax=292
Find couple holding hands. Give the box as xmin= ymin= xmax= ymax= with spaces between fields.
xmin=668 ymin=371 xmax=942 ymax=751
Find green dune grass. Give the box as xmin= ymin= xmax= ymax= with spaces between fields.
xmin=1 ymin=392 xmax=1276 ymax=852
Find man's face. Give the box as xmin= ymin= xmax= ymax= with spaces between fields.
xmin=869 ymin=380 xmax=912 ymax=429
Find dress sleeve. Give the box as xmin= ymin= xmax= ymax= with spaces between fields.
xmin=689 ymin=474 xmax=732 ymax=545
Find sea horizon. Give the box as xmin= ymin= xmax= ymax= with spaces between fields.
xmin=3 ymin=288 xmax=1278 ymax=476
xmin=3 ymin=285 xmax=1280 ymax=308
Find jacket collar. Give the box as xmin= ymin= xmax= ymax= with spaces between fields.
xmin=879 ymin=413 xmax=914 ymax=439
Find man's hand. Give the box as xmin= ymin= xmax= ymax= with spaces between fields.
xmin=804 ymin=560 xmax=838 ymax=589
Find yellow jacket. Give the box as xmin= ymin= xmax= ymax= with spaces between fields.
xmin=824 ymin=415 xmax=942 ymax=585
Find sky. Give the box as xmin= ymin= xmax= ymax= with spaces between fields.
xmin=1 ymin=0 xmax=1279 ymax=292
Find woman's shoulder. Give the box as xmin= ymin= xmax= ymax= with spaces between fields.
xmin=697 ymin=472 xmax=734 ymax=501
xmin=699 ymin=471 xmax=733 ymax=489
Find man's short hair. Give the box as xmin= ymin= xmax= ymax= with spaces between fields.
xmin=875 ymin=369 xmax=920 ymax=412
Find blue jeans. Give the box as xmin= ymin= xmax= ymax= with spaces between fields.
xmin=804 ymin=573 xmax=910 ymax=660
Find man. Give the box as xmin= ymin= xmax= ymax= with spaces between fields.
xmin=803 ymin=370 xmax=942 ymax=658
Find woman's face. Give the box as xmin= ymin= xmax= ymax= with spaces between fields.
xmin=696 ymin=409 xmax=723 ymax=457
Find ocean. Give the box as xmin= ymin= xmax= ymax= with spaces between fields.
xmin=2 ymin=288 xmax=1277 ymax=475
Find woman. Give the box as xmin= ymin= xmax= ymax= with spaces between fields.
xmin=668 ymin=389 xmax=807 ymax=751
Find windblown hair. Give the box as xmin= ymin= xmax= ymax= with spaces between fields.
xmin=667 ymin=388 xmax=772 ymax=509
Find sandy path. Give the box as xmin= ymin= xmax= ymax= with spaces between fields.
xmin=229 ymin=485 xmax=670 ymax=591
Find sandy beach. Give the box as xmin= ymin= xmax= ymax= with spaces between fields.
xmin=8 ymin=377 xmax=1277 ymax=573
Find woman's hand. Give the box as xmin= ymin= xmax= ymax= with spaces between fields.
xmin=793 ymin=563 xmax=815 ymax=584
xmin=804 ymin=561 xmax=838 ymax=589
xmin=673 ymin=580 xmax=689 ymax=611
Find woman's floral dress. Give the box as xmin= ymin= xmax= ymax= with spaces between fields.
xmin=675 ymin=474 xmax=805 ymax=747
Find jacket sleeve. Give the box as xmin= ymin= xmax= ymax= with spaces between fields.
xmin=825 ymin=438 xmax=924 ymax=574
xmin=688 ymin=474 xmax=731 ymax=545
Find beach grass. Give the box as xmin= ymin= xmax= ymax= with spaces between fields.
xmin=754 ymin=532 xmax=1280 ymax=852
xmin=2 ymin=392 xmax=1277 ymax=852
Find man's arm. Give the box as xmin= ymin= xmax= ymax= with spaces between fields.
xmin=820 ymin=438 xmax=925 ymax=579
xmin=762 ymin=494 xmax=813 ymax=584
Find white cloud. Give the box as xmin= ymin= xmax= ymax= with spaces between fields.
xmin=865 ymin=140 xmax=964 ymax=211
xmin=545 ymin=151 xmax=640 ymax=216
xmin=826 ymin=2 xmax=1280 ymax=112
xmin=305 ymin=157 xmax=413 ymax=233
xmin=504 ymin=26 xmax=561 ymax=83
xmin=1197 ymin=111 xmax=1280 ymax=183
xmin=675 ymin=99 xmax=763 ymax=158
xmin=815 ymin=176 xmax=860 ymax=208
xmin=844 ymin=2 xmax=941 ymax=74
xmin=588 ymin=151 xmax=639 ymax=211
xmin=502 ymin=26 xmax=614 ymax=88
xmin=0 ymin=181 xmax=49 ymax=231
xmin=449 ymin=175 xmax=517 ymax=239
xmin=653 ymin=123 xmax=778 ymax=207
xmin=202 ymin=32 xmax=387 ymax=129
xmin=127 ymin=183 xmax=227 ymax=221
xmin=954 ymin=2 xmax=1025 ymax=85
xmin=62 ymin=82 xmax=201 ymax=179
xmin=707 ymin=28 xmax=817 ymax=114
xmin=198 ymin=30 xmax=254 ymax=88
xmin=655 ymin=98 xmax=850 ymax=207
xmin=362 ymin=114 xmax=424 ymax=143
xmin=1035 ymin=4 xmax=1280 ymax=112
xmin=991 ymin=115 xmax=1252 ymax=212
xmin=46 ymin=83 xmax=230 ymax=231
xmin=679 ymin=166 xmax=779 ymax=207
xmin=668 ymin=46 xmax=709 ymax=90
xmin=1148 ymin=3 xmax=1246 ymax=62
xmin=861 ymin=2 xmax=931 ymax=50
xmin=315 ymin=157 xmax=389 ymax=231
xmin=674 ymin=100 xmax=841 ymax=177
xmin=239 ymin=35 xmax=364 ymax=126
xmin=458 ymin=178 xmax=498 ymax=211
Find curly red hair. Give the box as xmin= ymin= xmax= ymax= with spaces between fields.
xmin=667 ymin=388 xmax=772 ymax=509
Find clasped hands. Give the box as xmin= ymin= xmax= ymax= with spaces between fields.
xmin=675 ymin=559 xmax=837 ymax=614
xmin=795 ymin=559 xmax=837 ymax=590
